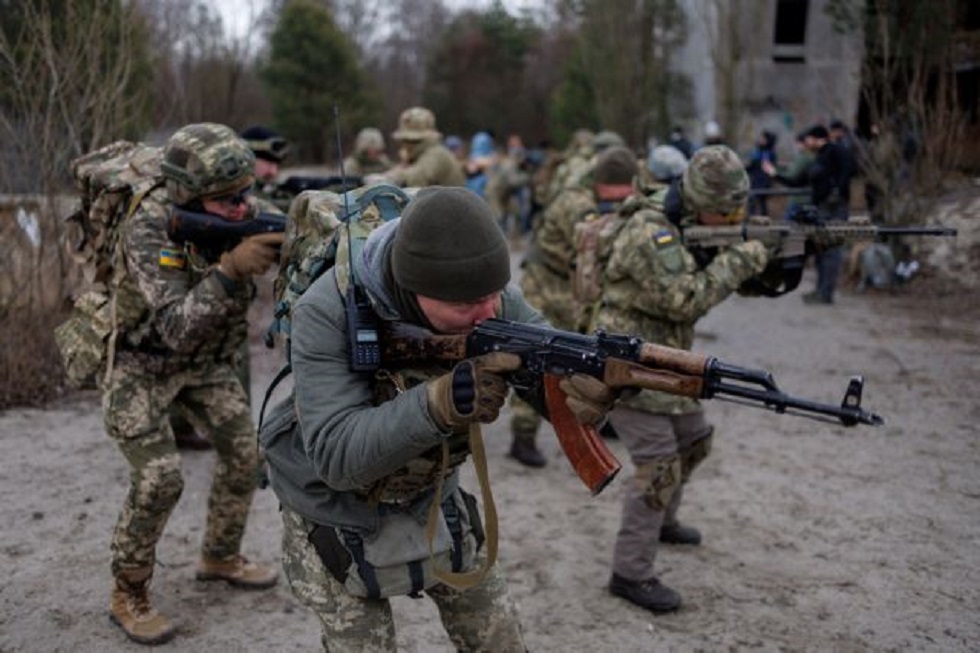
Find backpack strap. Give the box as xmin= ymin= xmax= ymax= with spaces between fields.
xmin=101 ymin=185 xmax=160 ymax=386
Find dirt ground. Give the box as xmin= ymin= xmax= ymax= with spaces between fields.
xmin=2 ymin=195 xmax=979 ymax=651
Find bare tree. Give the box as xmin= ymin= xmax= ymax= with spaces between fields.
xmin=139 ymin=0 xmax=270 ymax=130
xmin=827 ymin=0 xmax=967 ymax=225
xmin=0 ymin=0 xmax=152 ymax=405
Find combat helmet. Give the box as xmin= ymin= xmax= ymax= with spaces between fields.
xmin=592 ymin=130 xmax=625 ymax=154
xmin=647 ymin=145 xmax=688 ymax=182
xmin=681 ymin=145 xmax=748 ymax=216
xmin=392 ymin=107 xmax=441 ymax=141
xmin=161 ymin=123 xmax=255 ymax=206
xmin=355 ymin=127 xmax=386 ymax=153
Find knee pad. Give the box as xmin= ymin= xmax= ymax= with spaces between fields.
xmin=634 ymin=454 xmax=682 ymax=511
xmin=679 ymin=427 xmax=713 ymax=482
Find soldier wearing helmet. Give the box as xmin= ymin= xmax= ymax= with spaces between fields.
xmin=343 ymin=127 xmax=392 ymax=177
xmin=104 ymin=123 xmax=281 ymax=645
xmin=385 ymin=107 xmax=465 ymax=187
xmin=595 ymin=144 xmax=771 ymax=614
xmin=508 ymin=145 xmax=640 ymax=467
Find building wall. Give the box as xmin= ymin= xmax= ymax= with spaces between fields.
xmin=671 ymin=0 xmax=863 ymax=159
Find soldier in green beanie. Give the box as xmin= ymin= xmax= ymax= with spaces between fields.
xmin=260 ymin=186 xmax=617 ymax=651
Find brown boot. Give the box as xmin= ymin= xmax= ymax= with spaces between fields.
xmin=109 ymin=568 xmax=176 ymax=645
xmin=196 ymin=554 xmax=278 ymax=589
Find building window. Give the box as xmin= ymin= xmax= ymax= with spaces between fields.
xmin=773 ymin=0 xmax=809 ymax=62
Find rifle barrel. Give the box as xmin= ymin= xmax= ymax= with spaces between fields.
xmin=875 ymin=226 xmax=958 ymax=237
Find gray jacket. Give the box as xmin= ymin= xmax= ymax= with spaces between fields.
xmin=261 ymin=219 xmax=545 ymax=533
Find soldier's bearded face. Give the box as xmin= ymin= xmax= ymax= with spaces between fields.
xmin=416 ymin=292 xmax=502 ymax=334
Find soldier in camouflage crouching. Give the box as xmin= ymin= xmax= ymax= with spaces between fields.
xmin=596 ymin=146 xmax=772 ymax=613
xmin=104 ymin=123 xmax=281 ymax=644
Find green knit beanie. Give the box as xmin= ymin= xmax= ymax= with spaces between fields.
xmin=392 ymin=187 xmax=511 ymax=302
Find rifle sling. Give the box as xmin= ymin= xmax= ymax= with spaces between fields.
xmin=425 ymin=423 xmax=498 ymax=591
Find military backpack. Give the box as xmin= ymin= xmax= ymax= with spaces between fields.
xmin=54 ymin=141 xmax=165 ymax=388
xmin=259 ymin=183 xmax=413 ymax=422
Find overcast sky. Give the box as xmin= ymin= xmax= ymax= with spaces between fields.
xmin=211 ymin=0 xmax=542 ymax=38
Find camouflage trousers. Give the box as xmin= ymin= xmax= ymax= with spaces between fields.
xmin=511 ymin=262 xmax=577 ymax=441
xmin=609 ymin=406 xmax=713 ymax=580
xmin=281 ymin=507 xmax=525 ymax=652
xmin=170 ymin=339 xmax=251 ymax=433
xmin=103 ymin=360 xmax=259 ymax=576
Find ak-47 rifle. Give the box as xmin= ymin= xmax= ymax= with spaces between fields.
xmin=166 ymin=207 xmax=286 ymax=262
xmin=683 ymin=211 xmax=957 ymax=296
xmin=381 ymin=318 xmax=884 ymax=495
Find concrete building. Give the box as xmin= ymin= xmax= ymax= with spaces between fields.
xmin=670 ymin=0 xmax=863 ymax=158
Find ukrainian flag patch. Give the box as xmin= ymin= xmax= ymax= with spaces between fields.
xmin=654 ymin=229 xmax=674 ymax=246
xmin=159 ymin=248 xmax=187 ymax=269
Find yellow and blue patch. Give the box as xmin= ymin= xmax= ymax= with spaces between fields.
xmin=654 ymin=229 xmax=675 ymax=246
xmin=158 ymin=248 xmax=187 ymax=269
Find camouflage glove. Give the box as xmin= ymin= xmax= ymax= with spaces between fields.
xmin=218 ymin=233 xmax=284 ymax=281
xmin=426 ymin=352 xmax=522 ymax=431
xmin=559 ymin=374 xmax=616 ymax=426
xmin=729 ymin=239 xmax=770 ymax=274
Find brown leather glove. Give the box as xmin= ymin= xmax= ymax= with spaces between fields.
xmin=559 ymin=374 xmax=617 ymax=426
xmin=218 ymin=232 xmax=285 ymax=281
xmin=426 ymin=352 xmax=522 ymax=431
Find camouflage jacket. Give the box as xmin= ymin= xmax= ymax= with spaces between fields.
xmin=113 ymin=186 xmax=253 ymax=370
xmin=387 ymin=141 xmax=465 ymax=188
xmin=343 ymin=153 xmax=393 ymax=177
xmin=531 ymin=186 xmax=596 ymax=279
xmin=596 ymin=191 xmax=768 ymax=414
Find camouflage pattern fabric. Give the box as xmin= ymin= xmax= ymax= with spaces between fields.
xmin=681 ymin=145 xmax=750 ymax=215
xmin=511 ymin=187 xmax=594 ymax=438
xmin=281 ymin=507 xmax=525 ymax=652
xmin=103 ymin=184 xmax=259 ymax=575
xmin=386 ymin=139 xmax=465 ymax=188
xmin=546 ymin=151 xmax=592 ymax=205
xmin=596 ymin=197 xmax=767 ymax=414
xmin=343 ymin=152 xmax=392 ymax=177
xmin=161 ymin=123 xmax=255 ymax=206
xmin=106 ymin=360 xmax=257 ymax=575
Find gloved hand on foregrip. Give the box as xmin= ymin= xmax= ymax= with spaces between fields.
xmin=218 ymin=232 xmax=284 ymax=281
xmin=559 ymin=374 xmax=617 ymax=426
xmin=426 ymin=352 xmax=522 ymax=430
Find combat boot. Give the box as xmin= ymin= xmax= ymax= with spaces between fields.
xmin=509 ymin=433 xmax=546 ymax=468
xmin=659 ymin=521 xmax=702 ymax=546
xmin=109 ymin=568 xmax=176 ymax=645
xmin=609 ymin=573 xmax=681 ymax=613
xmin=196 ymin=554 xmax=278 ymax=589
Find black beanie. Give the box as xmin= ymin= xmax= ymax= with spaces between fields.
xmin=392 ymin=187 xmax=511 ymax=302
xmin=594 ymin=146 xmax=638 ymax=185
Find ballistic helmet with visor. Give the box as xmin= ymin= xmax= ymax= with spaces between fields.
xmin=162 ymin=123 xmax=255 ymax=206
